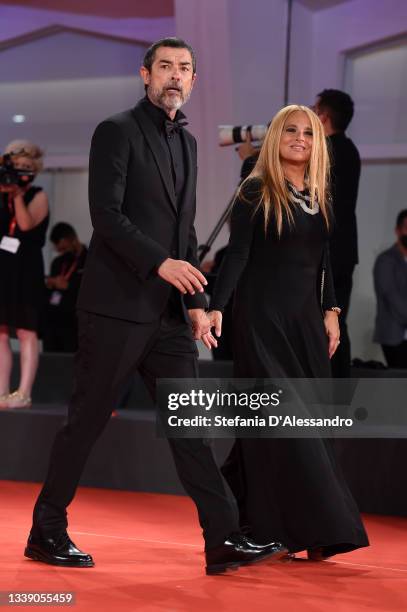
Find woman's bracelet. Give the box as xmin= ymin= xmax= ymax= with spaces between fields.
xmin=325 ymin=306 xmax=341 ymax=315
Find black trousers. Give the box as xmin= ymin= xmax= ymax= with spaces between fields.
xmin=382 ymin=341 xmax=407 ymax=369
xmin=32 ymin=308 xmax=239 ymax=550
xmin=331 ymin=266 xmax=354 ymax=378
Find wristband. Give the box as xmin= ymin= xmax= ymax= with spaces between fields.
xmin=327 ymin=306 xmax=341 ymax=315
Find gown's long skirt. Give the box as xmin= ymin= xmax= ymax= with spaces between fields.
xmin=222 ymin=288 xmax=369 ymax=556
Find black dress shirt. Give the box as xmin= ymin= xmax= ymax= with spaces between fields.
xmin=142 ymin=96 xmax=186 ymax=210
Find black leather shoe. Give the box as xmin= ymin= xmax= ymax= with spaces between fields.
xmin=24 ymin=532 xmax=94 ymax=567
xmin=205 ymin=533 xmax=289 ymax=575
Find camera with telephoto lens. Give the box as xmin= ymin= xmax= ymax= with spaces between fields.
xmin=218 ymin=124 xmax=270 ymax=146
xmin=0 ymin=153 xmax=35 ymax=187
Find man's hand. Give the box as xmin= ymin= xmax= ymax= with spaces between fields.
xmin=158 ymin=258 xmax=207 ymax=295
xmin=236 ymin=131 xmax=258 ymax=161
xmin=200 ymin=259 xmax=215 ymax=274
xmin=46 ymin=275 xmax=68 ymax=290
xmin=324 ymin=311 xmax=340 ymax=359
xmin=53 ymin=275 xmax=69 ymax=290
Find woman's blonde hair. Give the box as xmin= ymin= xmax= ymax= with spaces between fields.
xmin=5 ymin=140 xmax=44 ymax=174
xmin=239 ymin=105 xmax=330 ymax=235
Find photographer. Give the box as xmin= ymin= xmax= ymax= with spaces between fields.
xmin=0 ymin=140 xmax=49 ymax=409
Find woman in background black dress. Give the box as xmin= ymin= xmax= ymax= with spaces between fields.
xmin=206 ymin=105 xmax=369 ymax=559
xmin=0 ymin=140 xmax=49 ymax=409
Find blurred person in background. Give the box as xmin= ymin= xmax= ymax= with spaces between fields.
xmin=42 ymin=222 xmax=87 ymax=353
xmin=0 ymin=140 xmax=49 ymax=409
xmin=373 ymin=209 xmax=407 ymax=368
xmin=313 ymin=89 xmax=360 ymax=377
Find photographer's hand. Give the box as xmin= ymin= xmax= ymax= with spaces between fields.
xmin=236 ymin=131 xmax=258 ymax=161
xmin=12 ymin=187 xmax=48 ymax=232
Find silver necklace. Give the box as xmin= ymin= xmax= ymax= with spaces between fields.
xmin=287 ymin=182 xmax=320 ymax=216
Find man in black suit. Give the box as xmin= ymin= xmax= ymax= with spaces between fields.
xmin=313 ymin=90 xmax=361 ymax=377
xmin=43 ymin=223 xmax=87 ymax=353
xmin=24 ymin=37 xmax=286 ymax=575
xmin=373 ymin=209 xmax=407 ymax=368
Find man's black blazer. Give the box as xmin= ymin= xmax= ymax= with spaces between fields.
xmin=77 ymin=98 xmax=207 ymax=322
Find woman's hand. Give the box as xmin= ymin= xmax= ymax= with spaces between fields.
xmin=199 ymin=310 xmax=222 ymax=351
xmin=0 ymin=184 xmax=24 ymax=196
xmin=207 ymin=310 xmax=223 ymax=338
xmin=324 ymin=311 xmax=340 ymax=359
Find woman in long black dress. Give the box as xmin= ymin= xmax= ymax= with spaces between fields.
xmin=0 ymin=141 xmax=49 ymax=409
xmin=206 ymin=105 xmax=369 ymax=559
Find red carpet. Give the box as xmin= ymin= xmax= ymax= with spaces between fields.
xmin=0 ymin=480 xmax=406 ymax=611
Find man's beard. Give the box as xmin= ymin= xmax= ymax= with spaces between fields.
xmin=148 ymin=82 xmax=191 ymax=113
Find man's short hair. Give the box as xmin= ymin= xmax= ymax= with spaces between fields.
xmin=396 ymin=209 xmax=407 ymax=228
xmin=317 ymin=89 xmax=354 ymax=132
xmin=50 ymin=222 xmax=77 ymax=244
xmin=143 ymin=37 xmax=196 ymax=74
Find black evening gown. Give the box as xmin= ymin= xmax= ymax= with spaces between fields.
xmin=210 ymin=179 xmax=369 ymax=556
xmin=0 ymin=186 xmax=49 ymax=332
